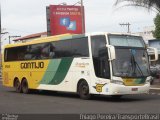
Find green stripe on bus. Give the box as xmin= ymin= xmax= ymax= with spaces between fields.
xmin=72 ymin=34 xmax=85 ymax=38
xmin=60 ymin=36 xmax=73 ymax=41
xmin=49 ymin=58 xmax=73 ymax=85
xmin=135 ymin=78 xmax=146 ymax=84
xmin=40 ymin=59 xmax=61 ymax=84
xmin=59 ymin=34 xmax=85 ymax=41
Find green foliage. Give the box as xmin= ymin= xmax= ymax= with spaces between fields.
xmin=114 ymin=0 xmax=160 ymax=13
xmin=114 ymin=0 xmax=160 ymax=39
xmin=153 ymin=14 xmax=160 ymax=39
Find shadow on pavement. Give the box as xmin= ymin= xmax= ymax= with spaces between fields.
xmin=7 ymin=89 xmax=158 ymax=103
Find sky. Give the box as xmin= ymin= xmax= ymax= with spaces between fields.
xmin=1 ymin=0 xmax=157 ymax=44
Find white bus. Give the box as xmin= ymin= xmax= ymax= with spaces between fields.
xmin=2 ymin=33 xmax=158 ymax=99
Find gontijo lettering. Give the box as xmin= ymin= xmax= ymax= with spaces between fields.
xmin=21 ymin=62 xmax=44 ymax=69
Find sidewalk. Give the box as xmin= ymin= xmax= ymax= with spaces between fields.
xmin=150 ymin=85 xmax=160 ymax=89
xmin=150 ymin=78 xmax=160 ymax=90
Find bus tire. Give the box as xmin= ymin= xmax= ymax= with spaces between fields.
xmin=78 ymin=80 xmax=91 ymax=100
xmin=21 ymin=79 xmax=30 ymax=94
xmin=14 ymin=79 xmax=21 ymax=93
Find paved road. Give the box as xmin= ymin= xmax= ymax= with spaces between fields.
xmin=0 ymin=81 xmax=160 ymax=114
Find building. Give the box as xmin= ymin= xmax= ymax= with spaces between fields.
xmin=148 ymin=39 xmax=160 ymax=65
xmin=13 ymin=32 xmax=47 ymax=43
xmin=135 ymin=26 xmax=155 ymax=41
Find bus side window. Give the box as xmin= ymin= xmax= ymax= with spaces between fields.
xmin=71 ymin=37 xmax=89 ymax=57
xmin=49 ymin=43 xmax=56 ymax=58
xmin=91 ymin=35 xmax=110 ymax=79
xmin=40 ymin=43 xmax=50 ymax=59
xmin=5 ymin=47 xmax=19 ymax=61
xmin=18 ymin=52 xmax=24 ymax=60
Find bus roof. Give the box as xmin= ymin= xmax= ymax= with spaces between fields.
xmin=4 ymin=33 xmax=85 ymax=48
xmin=4 ymin=32 xmax=142 ymax=48
xmin=86 ymin=32 xmax=141 ymax=37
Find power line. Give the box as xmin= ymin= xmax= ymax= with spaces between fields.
xmin=6 ymin=28 xmax=36 ymax=34
xmin=119 ymin=22 xmax=131 ymax=33
xmin=8 ymin=35 xmax=21 ymax=44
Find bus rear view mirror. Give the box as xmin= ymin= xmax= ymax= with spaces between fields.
xmin=147 ymin=47 xmax=158 ymax=61
xmin=106 ymin=45 xmax=116 ymax=60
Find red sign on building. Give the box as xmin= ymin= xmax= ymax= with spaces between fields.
xmin=46 ymin=5 xmax=85 ymax=36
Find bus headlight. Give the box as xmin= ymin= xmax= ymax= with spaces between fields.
xmin=146 ymin=77 xmax=152 ymax=84
xmin=111 ymin=80 xmax=124 ymax=85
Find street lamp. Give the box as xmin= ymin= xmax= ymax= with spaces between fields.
xmin=8 ymin=35 xmax=21 ymax=44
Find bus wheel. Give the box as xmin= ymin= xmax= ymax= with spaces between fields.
xmin=14 ymin=79 xmax=21 ymax=93
xmin=21 ymin=79 xmax=30 ymax=94
xmin=78 ymin=81 xmax=91 ymax=100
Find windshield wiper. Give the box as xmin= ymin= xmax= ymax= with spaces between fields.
xmin=130 ymin=51 xmax=144 ymax=77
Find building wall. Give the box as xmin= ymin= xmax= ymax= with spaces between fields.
xmin=135 ymin=26 xmax=155 ymax=41
xmin=148 ymin=39 xmax=160 ymax=65
xmin=149 ymin=40 xmax=160 ymax=50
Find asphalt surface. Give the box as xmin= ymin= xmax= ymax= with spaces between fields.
xmin=0 ymin=80 xmax=160 ymax=115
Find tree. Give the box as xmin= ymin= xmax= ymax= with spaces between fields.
xmin=114 ymin=0 xmax=160 ymax=39
xmin=114 ymin=0 xmax=160 ymax=13
xmin=153 ymin=14 xmax=160 ymax=39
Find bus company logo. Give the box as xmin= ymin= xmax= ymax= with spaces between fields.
xmin=60 ymin=17 xmax=77 ymax=31
xmin=96 ymin=84 xmax=104 ymax=92
xmin=75 ymin=62 xmax=89 ymax=68
xmin=21 ymin=62 xmax=44 ymax=69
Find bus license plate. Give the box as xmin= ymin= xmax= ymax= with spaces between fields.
xmin=132 ymin=88 xmax=138 ymax=91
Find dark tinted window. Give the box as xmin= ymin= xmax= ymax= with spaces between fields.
xmin=54 ymin=40 xmax=72 ymax=58
xmin=24 ymin=43 xmax=50 ymax=60
xmin=5 ymin=46 xmax=27 ymax=61
xmin=72 ymin=37 xmax=89 ymax=57
xmin=91 ymin=35 xmax=110 ymax=79
xmin=5 ymin=37 xmax=89 ymax=61
xmin=91 ymin=35 xmax=106 ymax=57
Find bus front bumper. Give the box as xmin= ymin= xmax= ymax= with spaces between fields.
xmin=99 ymin=83 xmax=150 ymax=95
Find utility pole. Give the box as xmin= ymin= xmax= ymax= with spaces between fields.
xmin=80 ymin=0 xmax=85 ymax=34
xmin=119 ymin=22 xmax=131 ymax=33
xmin=72 ymin=0 xmax=85 ymax=34
xmin=0 ymin=3 xmax=1 ymax=55
xmin=1 ymin=32 xmax=8 ymax=35
xmin=8 ymin=35 xmax=21 ymax=44
xmin=0 ymin=2 xmax=1 ymax=74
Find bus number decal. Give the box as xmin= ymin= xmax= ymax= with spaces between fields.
xmin=5 ymin=65 xmax=10 ymax=68
xmin=96 ymin=84 xmax=104 ymax=92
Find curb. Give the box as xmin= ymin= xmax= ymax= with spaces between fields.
xmin=150 ymin=87 xmax=160 ymax=90
xmin=149 ymin=88 xmax=160 ymax=94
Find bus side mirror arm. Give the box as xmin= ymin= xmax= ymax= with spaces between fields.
xmin=106 ymin=45 xmax=116 ymax=60
xmin=147 ymin=47 xmax=158 ymax=61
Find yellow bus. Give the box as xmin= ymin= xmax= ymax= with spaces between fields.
xmin=2 ymin=33 xmax=158 ymax=99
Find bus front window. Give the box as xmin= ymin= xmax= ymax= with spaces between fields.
xmin=112 ymin=48 xmax=150 ymax=77
xmin=109 ymin=35 xmax=150 ymax=78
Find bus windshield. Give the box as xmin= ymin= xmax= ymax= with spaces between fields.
xmin=109 ymin=35 xmax=150 ymax=77
xmin=109 ymin=35 xmax=145 ymax=47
